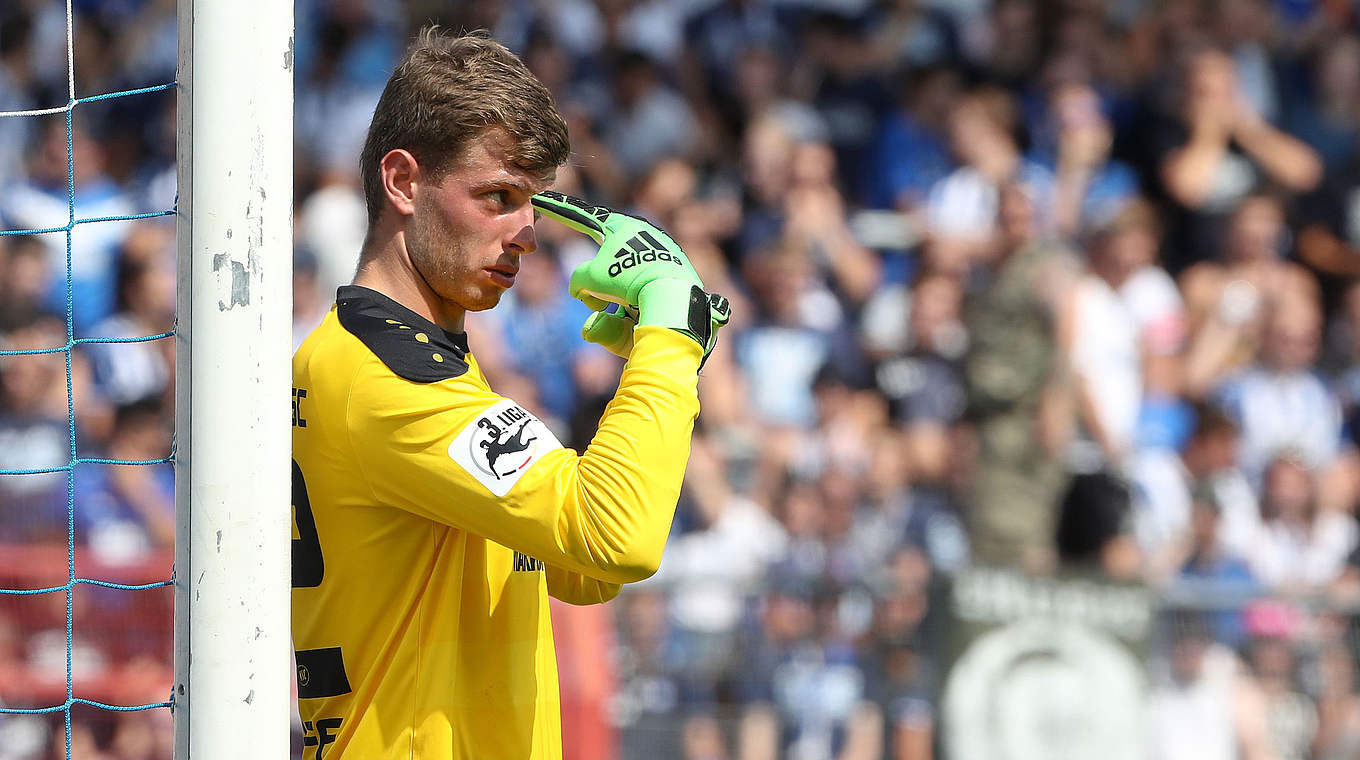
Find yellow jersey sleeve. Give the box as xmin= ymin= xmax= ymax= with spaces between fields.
xmin=545 ymin=565 xmax=622 ymax=606
xmin=346 ymin=325 xmax=700 ymax=585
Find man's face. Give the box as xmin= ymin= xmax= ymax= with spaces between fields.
xmin=1264 ymin=457 xmax=1313 ymax=522
xmin=405 ymin=129 xmax=553 ymax=316
xmin=1263 ymin=303 xmax=1321 ymax=374
xmin=910 ymin=274 xmax=961 ymax=351
xmin=1227 ymin=196 xmax=1284 ymax=263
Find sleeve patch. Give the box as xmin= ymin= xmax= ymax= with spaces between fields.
xmin=448 ymin=400 xmax=563 ymax=496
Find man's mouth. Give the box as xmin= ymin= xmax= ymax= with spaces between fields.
xmin=486 ymin=265 xmax=518 ymax=287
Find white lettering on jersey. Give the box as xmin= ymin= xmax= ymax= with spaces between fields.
xmin=448 ymin=399 xmax=562 ymax=497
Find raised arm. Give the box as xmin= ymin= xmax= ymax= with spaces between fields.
xmin=348 ymin=192 xmax=732 ymax=585
xmin=1231 ymin=107 xmax=1322 ymax=194
xmin=347 ymin=325 xmax=704 ymax=585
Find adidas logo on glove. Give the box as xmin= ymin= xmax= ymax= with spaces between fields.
xmin=609 ymin=230 xmax=687 ymax=277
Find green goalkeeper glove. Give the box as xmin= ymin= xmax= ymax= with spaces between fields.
xmin=580 ymin=309 xmax=637 ymax=357
xmin=580 ymin=294 xmax=731 ymax=363
xmin=533 ymin=191 xmax=731 ymax=366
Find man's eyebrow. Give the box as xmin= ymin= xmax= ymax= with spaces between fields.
xmin=469 ymin=175 xmax=536 ymax=194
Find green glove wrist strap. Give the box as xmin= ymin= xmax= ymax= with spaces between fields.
xmin=636 ymin=279 xmax=712 ymax=349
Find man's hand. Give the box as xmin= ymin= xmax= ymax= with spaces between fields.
xmin=580 ymin=294 xmax=731 ymax=367
xmin=531 ymin=190 xmax=703 ymax=309
xmin=534 ymin=191 xmax=731 ymax=366
xmin=580 ymin=310 xmax=637 ymax=357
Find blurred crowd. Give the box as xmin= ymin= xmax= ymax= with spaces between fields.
xmin=4 ymin=0 xmax=1360 ymax=758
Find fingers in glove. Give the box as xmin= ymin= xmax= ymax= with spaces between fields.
xmin=707 ymin=293 xmax=731 ymax=327
xmin=581 ymin=310 xmax=636 ymax=358
xmin=567 ymin=262 xmax=614 ymax=311
xmin=532 ymin=191 xmax=609 ymax=244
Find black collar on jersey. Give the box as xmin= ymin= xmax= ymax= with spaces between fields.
xmin=335 ymin=285 xmax=471 ymax=383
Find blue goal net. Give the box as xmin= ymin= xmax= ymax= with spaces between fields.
xmin=0 ymin=1 xmax=178 ymax=757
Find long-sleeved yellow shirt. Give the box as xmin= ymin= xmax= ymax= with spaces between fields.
xmin=291 ymin=285 xmax=700 ymax=759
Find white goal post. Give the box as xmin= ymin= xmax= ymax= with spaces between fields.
xmin=174 ymin=0 xmax=294 ymax=756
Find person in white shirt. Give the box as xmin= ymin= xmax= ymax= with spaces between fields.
xmin=1216 ymin=296 xmax=1341 ymax=485
xmin=1133 ymin=404 xmax=1260 ymax=579
xmin=925 ymin=87 xmax=1054 ymax=254
xmin=1250 ymin=453 xmax=1358 ymax=592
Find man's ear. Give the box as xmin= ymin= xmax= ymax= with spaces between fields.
xmin=379 ymin=149 xmax=419 ymax=218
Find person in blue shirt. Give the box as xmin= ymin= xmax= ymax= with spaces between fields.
xmin=1176 ymin=486 xmax=1257 ymax=648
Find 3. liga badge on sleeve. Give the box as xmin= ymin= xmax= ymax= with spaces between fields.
xmin=449 ymin=399 xmax=563 ymax=496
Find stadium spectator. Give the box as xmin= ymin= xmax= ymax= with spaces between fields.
xmin=782 ymin=140 xmax=880 ymax=308
xmin=1173 ymin=487 xmax=1258 ymax=647
xmin=1216 ymin=296 xmax=1341 ymax=484
xmin=1041 ymin=81 xmax=1139 ymax=238
xmin=83 ymin=222 xmax=174 ymax=407
xmin=601 ymin=51 xmax=698 ymax=182
xmin=293 ymin=0 xmax=398 ymax=185
xmin=1295 ymin=129 xmax=1360 ymax=286
xmin=967 ymin=0 xmax=1042 ymax=89
xmin=1134 ymin=403 xmax=1260 ymax=580
xmin=735 ymin=110 xmax=803 ymax=257
xmin=1055 ymin=470 xmax=1142 ymax=580
xmin=292 ymin=246 xmax=329 ymax=351
xmin=1089 ymin=200 xmax=1192 ymax=483
xmin=0 ymin=11 xmax=38 ymax=178
xmin=736 ymin=576 xmax=881 ymax=760
xmin=77 ymin=399 xmax=174 ymax=563
xmin=0 ymin=314 xmax=79 ymax=543
xmin=1069 ymin=213 xmax=1143 ymax=468
xmin=869 ymin=271 xmax=966 ymax=424
xmin=0 ymin=234 xmax=54 ymax=333
xmin=1157 ymin=47 xmax=1321 ymax=269
xmin=1312 ymin=640 xmax=1360 ymax=760
xmin=1285 ymin=33 xmax=1360 ymax=170
xmin=1245 ymin=612 xmax=1318 ymax=760
xmin=1177 ymin=487 xmax=1258 ymax=591
xmin=865 ymin=0 xmax=957 ymax=73
xmin=1104 ymin=201 xmax=1188 ymax=364
xmin=869 ymin=274 xmax=969 ymax=571
xmin=926 ymin=87 xmax=1054 ymax=256
xmin=295 ymin=180 xmax=370 ymax=299
xmin=868 ymin=63 xmax=959 ymax=215
xmin=861 ymin=547 xmax=935 ymax=760
xmin=612 ymin=588 xmax=689 ymax=759
xmin=0 ymin=119 xmax=136 ymax=332
xmin=797 ymin=10 xmax=892 ymax=189
xmin=1249 ymin=453 xmax=1357 ymax=592
xmin=733 ymin=245 xmax=836 ymax=429
xmin=682 ymin=0 xmax=793 ymax=102
xmin=962 ymin=180 xmax=1075 ymax=570
xmin=1182 ymin=191 xmax=1318 ymax=397
xmin=1146 ymin=612 xmax=1274 ymax=760
xmin=649 ymin=438 xmax=786 ymax=691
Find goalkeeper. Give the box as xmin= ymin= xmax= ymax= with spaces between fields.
xmin=290 ymin=28 xmax=729 ymax=760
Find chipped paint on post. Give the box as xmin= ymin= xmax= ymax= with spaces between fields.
xmin=211 ymin=252 xmax=252 ymax=310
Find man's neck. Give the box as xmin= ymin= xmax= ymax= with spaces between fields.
xmin=353 ymin=227 xmax=466 ymax=332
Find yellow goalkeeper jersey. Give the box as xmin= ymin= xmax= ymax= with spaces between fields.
xmin=291 ymin=285 xmax=700 ymax=759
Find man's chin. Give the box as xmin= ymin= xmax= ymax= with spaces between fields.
xmin=464 ymin=290 xmax=506 ymax=313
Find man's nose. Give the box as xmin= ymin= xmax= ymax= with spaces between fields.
xmin=509 ymin=207 xmax=538 ymax=255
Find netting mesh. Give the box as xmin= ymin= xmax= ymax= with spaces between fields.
xmin=0 ymin=0 xmax=176 ymax=756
